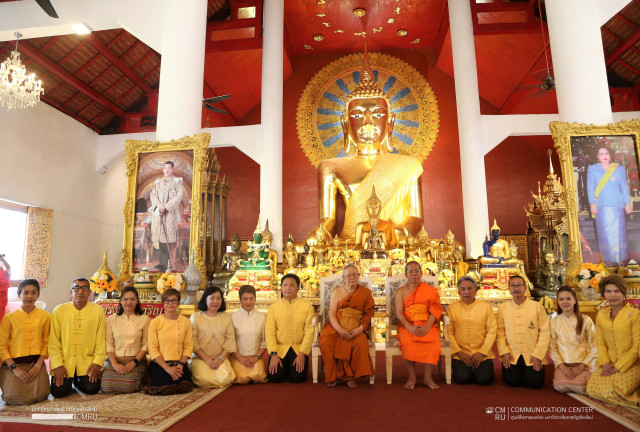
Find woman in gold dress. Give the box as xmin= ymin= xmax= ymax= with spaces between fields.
xmin=586 ymin=275 xmax=640 ymax=406
xmin=549 ymin=286 xmax=596 ymax=394
xmin=190 ymin=287 xmax=237 ymax=387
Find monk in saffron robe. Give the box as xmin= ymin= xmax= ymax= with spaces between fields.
xmin=318 ymin=265 xmax=375 ymax=388
xmin=396 ymin=261 xmax=443 ymax=389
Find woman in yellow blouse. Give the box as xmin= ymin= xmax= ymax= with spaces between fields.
xmin=586 ymin=275 xmax=640 ymax=407
xmin=549 ymin=286 xmax=597 ymax=394
xmin=147 ymin=288 xmax=193 ymax=395
xmin=0 ymin=279 xmax=50 ymax=405
xmin=102 ymin=287 xmax=150 ymax=393
xmin=191 ymin=286 xmax=237 ymax=388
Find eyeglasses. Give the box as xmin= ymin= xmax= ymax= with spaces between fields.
xmin=509 ymin=283 xmax=526 ymax=288
xmin=163 ymin=299 xmax=179 ymax=304
xmin=72 ymin=285 xmax=90 ymax=291
xmin=343 ymin=274 xmax=360 ymax=279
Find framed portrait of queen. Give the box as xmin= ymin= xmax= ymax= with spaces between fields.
xmin=120 ymin=134 xmax=209 ymax=282
xmin=551 ymin=120 xmax=640 ymax=275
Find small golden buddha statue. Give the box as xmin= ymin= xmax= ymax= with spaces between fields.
xmin=434 ymin=241 xmax=452 ymax=271
xmin=307 ymin=46 xmax=424 ymax=244
xmin=362 ymin=226 xmax=387 ymax=259
xmin=261 ymin=220 xmax=279 ymax=275
xmin=327 ymin=235 xmax=345 ymax=263
xmin=416 ymin=225 xmax=434 ymax=262
xmin=354 ymin=186 xmax=407 ymax=249
xmin=480 ymin=220 xmax=519 ymax=266
xmin=218 ymin=232 xmax=245 ymax=276
xmin=312 ymin=224 xmax=330 ymax=265
xmin=452 ymin=245 xmax=468 ymax=280
xmin=405 ymin=235 xmax=420 ymax=260
xmin=534 ymin=249 xmax=564 ymax=299
xmin=283 ymin=235 xmax=299 ymax=274
xmin=298 ymin=243 xmax=315 ymax=268
xmin=444 ymin=229 xmax=465 ymax=260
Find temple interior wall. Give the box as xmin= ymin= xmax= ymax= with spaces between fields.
xmin=0 ymin=103 xmax=125 ymax=311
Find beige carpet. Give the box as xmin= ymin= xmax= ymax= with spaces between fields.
xmin=0 ymin=387 xmax=226 ymax=431
xmin=569 ymin=393 xmax=640 ymax=432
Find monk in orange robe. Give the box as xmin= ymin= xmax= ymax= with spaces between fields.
xmin=395 ymin=261 xmax=443 ymax=389
xmin=318 ymin=265 xmax=375 ymax=387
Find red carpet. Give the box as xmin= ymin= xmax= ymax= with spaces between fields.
xmin=0 ymin=353 xmax=633 ymax=432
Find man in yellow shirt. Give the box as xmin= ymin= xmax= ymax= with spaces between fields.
xmin=266 ymin=274 xmax=314 ymax=383
xmin=497 ymin=275 xmax=550 ymax=388
xmin=447 ymin=276 xmax=496 ymax=385
xmin=49 ymin=278 xmax=106 ymax=397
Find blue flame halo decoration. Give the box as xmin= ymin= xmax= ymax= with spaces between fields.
xmin=296 ymin=52 xmax=440 ymax=167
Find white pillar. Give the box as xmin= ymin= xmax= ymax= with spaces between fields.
xmin=155 ymin=0 xmax=207 ymax=141
xmin=260 ymin=0 xmax=284 ymax=256
xmin=546 ymin=0 xmax=612 ymax=124
xmin=449 ymin=0 xmax=490 ymax=258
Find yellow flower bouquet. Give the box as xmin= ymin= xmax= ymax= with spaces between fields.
xmin=329 ymin=255 xmax=345 ymax=271
xmin=90 ymin=269 xmax=117 ymax=294
xmin=389 ymin=249 xmax=405 ymax=261
xmin=314 ymin=264 xmax=332 ymax=278
xmin=298 ymin=268 xmax=320 ymax=294
xmin=538 ymin=295 xmax=555 ymax=315
xmin=572 ymin=263 xmax=607 ymax=292
xmin=345 ymin=249 xmax=360 ymax=263
xmin=438 ymin=269 xmax=455 ymax=288
xmin=156 ymin=272 xmax=185 ymax=294
xmin=422 ymin=261 xmax=438 ymax=275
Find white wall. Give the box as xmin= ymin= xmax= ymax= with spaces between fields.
xmin=0 ymin=103 xmax=125 ymax=311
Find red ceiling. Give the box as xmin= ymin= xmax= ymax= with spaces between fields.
xmin=0 ymin=0 xmax=638 ymax=134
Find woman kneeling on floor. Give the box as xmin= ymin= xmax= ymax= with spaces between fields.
xmin=0 ymin=279 xmax=50 ymax=405
xmin=230 ymin=285 xmax=267 ymax=384
xmin=191 ymin=286 xmax=237 ymax=388
xmin=586 ymin=275 xmax=640 ymax=407
xmin=549 ymin=286 xmax=597 ymax=394
xmin=102 ymin=286 xmax=150 ymax=393
xmin=147 ymin=288 xmax=193 ymax=395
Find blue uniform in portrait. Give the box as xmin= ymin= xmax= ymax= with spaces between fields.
xmin=587 ymin=163 xmax=631 ymax=263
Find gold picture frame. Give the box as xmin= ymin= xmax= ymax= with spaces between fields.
xmin=120 ymin=133 xmax=210 ymax=288
xmin=550 ymin=119 xmax=640 ymax=278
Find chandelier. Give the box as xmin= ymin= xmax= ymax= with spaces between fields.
xmin=0 ymin=33 xmax=44 ymax=110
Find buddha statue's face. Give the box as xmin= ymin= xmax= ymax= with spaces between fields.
xmin=253 ymin=232 xmax=263 ymax=243
xmin=408 ymin=236 xmax=417 ymax=246
xmin=304 ymin=244 xmax=310 ymax=253
xmin=491 ymin=229 xmax=500 ymax=240
xmin=286 ymin=241 xmax=294 ymax=251
xmin=332 ymin=237 xmax=340 ymax=247
xmin=344 ymin=97 xmax=392 ymax=154
xmin=231 ymin=240 xmax=240 ymax=252
xmin=263 ymin=234 xmax=272 ymax=246
xmin=366 ymin=199 xmax=381 ymax=218
xmin=418 ymin=233 xmax=428 ymax=244
xmin=445 ymin=234 xmax=454 ymax=246
xmin=371 ymin=227 xmax=378 ymax=237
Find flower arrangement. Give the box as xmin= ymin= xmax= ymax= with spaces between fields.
xmin=422 ymin=261 xmax=438 ymax=275
xmin=314 ymin=264 xmax=332 ymax=278
xmin=298 ymin=268 xmax=320 ymax=294
xmin=389 ymin=249 xmax=405 ymax=261
xmin=90 ymin=269 xmax=118 ymax=294
xmin=156 ymin=272 xmax=185 ymax=293
xmin=329 ymin=254 xmax=345 ymax=270
xmin=573 ymin=262 xmax=607 ymax=291
xmin=538 ymin=296 xmax=555 ymax=315
xmin=345 ymin=249 xmax=360 ymax=263
xmin=438 ymin=269 xmax=455 ymax=288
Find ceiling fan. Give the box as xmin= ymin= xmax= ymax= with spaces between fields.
xmin=202 ymin=94 xmax=231 ymax=114
xmin=202 ymin=94 xmax=231 ymax=127
xmin=35 ymin=0 xmax=58 ymax=18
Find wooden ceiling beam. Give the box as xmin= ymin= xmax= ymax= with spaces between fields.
xmin=39 ymin=35 xmax=61 ymax=52
xmin=77 ymin=100 xmax=95 ymax=117
xmin=617 ymin=58 xmax=640 ymax=76
xmin=132 ymin=50 xmax=155 ymax=71
xmin=58 ymin=41 xmax=89 ymax=65
xmin=143 ymin=63 xmax=160 ymax=80
xmin=106 ymin=30 xmax=128 ymax=49
xmin=85 ymin=34 xmax=155 ymax=94
xmin=18 ymin=40 xmax=127 ymax=117
xmin=205 ymin=37 xmax=262 ymax=53
xmin=606 ymin=26 xmax=640 ymax=66
xmin=614 ymin=13 xmax=636 ymax=29
xmin=61 ymin=91 xmax=82 ymax=108
xmin=41 ymin=95 xmax=101 ymax=133
xmin=104 ymin=76 xmax=129 ymax=100
xmin=602 ymin=27 xmax=622 ymax=41
xmin=89 ymin=65 xmax=115 ymax=87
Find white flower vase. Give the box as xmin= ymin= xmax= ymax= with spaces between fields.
xmin=182 ymin=250 xmax=202 ymax=305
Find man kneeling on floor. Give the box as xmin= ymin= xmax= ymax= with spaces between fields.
xmin=318 ymin=265 xmax=375 ymax=387
xmin=266 ymin=274 xmax=314 ymax=383
xmin=49 ymin=278 xmax=106 ymax=397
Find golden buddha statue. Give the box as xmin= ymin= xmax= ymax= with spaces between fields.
xmin=405 ymin=235 xmax=420 ymax=260
xmin=362 ymin=226 xmax=387 ymax=259
xmin=416 ymin=225 xmax=434 ymax=262
xmin=444 ymin=229 xmax=465 ymax=260
xmin=283 ymin=235 xmax=299 ymax=274
xmin=534 ymin=248 xmax=564 ymax=299
xmin=480 ymin=220 xmax=519 ymax=266
xmin=434 ymin=241 xmax=452 ymax=271
xmin=312 ymin=224 xmax=330 ymax=265
xmin=307 ymin=47 xmax=424 ymax=244
xmin=261 ymin=220 xmax=279 ymax=275
xmin=452 ymin=244 xmax=468 ymax=280
xmin=327 ymin=235 xmax=345 ymax=263
xmin=354 ymin=186 xmax=406 ymax=249
xmin=218 ymin=232 xmax=245 ymax=276
xmin=298 ymin=243 xmax=315 ymax=268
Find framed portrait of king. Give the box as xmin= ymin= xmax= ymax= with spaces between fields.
xmin=550 ymin=120 xmax=640 ymax=275
xmin=120 ymin=133 xmax=209 ymax=282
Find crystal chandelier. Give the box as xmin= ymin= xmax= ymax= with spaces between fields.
xmin=0 ymin=33 xmax=44 ymax=110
